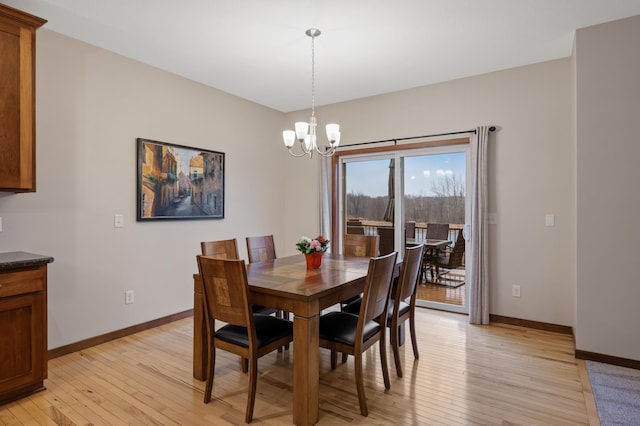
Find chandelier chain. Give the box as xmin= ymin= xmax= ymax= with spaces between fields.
xmin=310 ymin=31 xmax=315 ymax=117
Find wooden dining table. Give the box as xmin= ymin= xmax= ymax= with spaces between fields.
xmin=193 ymin=253 xmax=372 ymax=426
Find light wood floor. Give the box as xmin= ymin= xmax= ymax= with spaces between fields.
xmin=0 ymin=309 xmax=600 ymax=425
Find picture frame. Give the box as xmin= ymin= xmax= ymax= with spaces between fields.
xmin=136 ymin=138 xmax=225 ymax=221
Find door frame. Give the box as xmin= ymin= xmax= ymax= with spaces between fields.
xmin=331 ymin=137 xmax=471 ymax=313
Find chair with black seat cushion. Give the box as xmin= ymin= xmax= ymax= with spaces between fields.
xmin=245 ymin=235 xmax=288 ymax=323
xmin=319 ymin=251 xmax=398 ymax=417
xmin=201 ymin=239 xmax=277 ymax=316
xmin=196 ymin=256 xmax=293 ymax=423
xmin=201 ymin=238 xmax=282 ymax=368
xmin=201 ymin=239 xmax=240 ymax=260
xmin=343 ymin=234 xmax=379 ymax=258
xmin=246 ymin=235 xmax=276 ymax=264
xmin=343 ymin=244 xmax=424 ymax=377
xmin=340 ymin=234 xmax=380 ymax=309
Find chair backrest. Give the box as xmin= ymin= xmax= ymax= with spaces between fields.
xmin=343 ymin=234 xmax=379 ymax=257
xmin=200 ymin=239 xmax=239 ymax=259
xmin=447 ymin=231 xmax=466 ymax=268
xmin=359 ymin=252 xmax=398 ymax=324
xmin=246 ymin=235 xmax=276 ymax=264
xmin=395 ymin=244 xmax=425 ymax=302
xmin=346 ymin=225 xmax=365 ymax=235
xmin=196 ymin=256 xmax=252 ymax=329
xmin=404 ymin=221 xmax=416 ymax=239
xmin=426 ymin=223 xmax=450 ymax=240
xmin=377 ymin=227 xmax=394 ymax=255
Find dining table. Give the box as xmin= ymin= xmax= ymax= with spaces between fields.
xmin=193 ymin=253 xmax=373 ymax=426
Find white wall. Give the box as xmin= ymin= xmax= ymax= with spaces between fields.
xmin=0 ymin=30 xmax=287 ymax=349
xmin=8 ymin=18 xmax=634 ymax=356
xmin=575 ymin=15 xmax=640 ymax=360
xmin=284 ymin=59 xmax=576 ymax=327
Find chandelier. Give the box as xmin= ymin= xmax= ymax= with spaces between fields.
xmin=283 ymin=28 xmax=340 ymax=158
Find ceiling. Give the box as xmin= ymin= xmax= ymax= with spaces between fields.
xmin=6 ymin=0 xmax=640 ymax=112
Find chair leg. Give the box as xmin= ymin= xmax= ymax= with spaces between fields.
xmin=330 ymin=349 xmax=338 ymax=370
xmin=379 ymin=330 xmax=391 ymax=390
xmin=409 ymin=310 xmax=419 ymax=360
xmin=390 ymin=322 xmax=403 ymax=378
xmin=341 ymin=352 xmax=348 ymax=364
xmin=245 ymin=357 xmax=258 ymax=423
xmin=241 ymin=357 xmax=249 ymax=373
xmin=354 ymin=353 xmax=368 ymax=416
xmin=204 ymin=346 xmax=215 ymax=403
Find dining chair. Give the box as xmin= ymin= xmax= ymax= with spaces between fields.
xmin=200 ymin=238 xmax=240 ymax=259
xmin=340 ymin=234 xmax=380 ymax=308
xmin=422 ymin=223 xmax=451 ymax=281
xmin=424 ymin=230 xmax=465 ymax=283
xmin=200 ymin=238 xmax=282 ymax=364
xmin=201 ymin=239 xmax=277 ymax=315
xmin=343 ymin=234 xmax=379 ymax=257
xmin=196 ymin=256 xmax=293 ymax=423
xmin=319 ymin=251 xmax=398 ymax=417
xmin=246 ymin=235 xmax=276 ymax=264
xmin=343 ymin=244 xmax=425 ymax=377
xmin=377 ymin=227 xmax=395 ymax=255
xmin=425 ymin=223 xmax=450 ymax=240
xmin=245 ymin=235 xmax=290 ymax=326
xmin=404 ymin=221 xmax=416 ymax=239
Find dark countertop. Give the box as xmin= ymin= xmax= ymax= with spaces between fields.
xmin=0 ymin=251 xmax=54 ymax=270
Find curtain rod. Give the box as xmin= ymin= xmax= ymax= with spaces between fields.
xmin=339 ymin=126 xmax=496 ymax=148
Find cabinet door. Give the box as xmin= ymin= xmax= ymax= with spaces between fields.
xmin=0 ymin=290 xmax=46 ymax=401
xmin=0 ymin=5 xmax=46 ymax=192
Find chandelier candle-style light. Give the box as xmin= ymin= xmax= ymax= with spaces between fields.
xmin=283 ymin=28 xmax=340 ymax=158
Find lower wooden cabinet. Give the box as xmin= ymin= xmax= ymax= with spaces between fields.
xmin=0 ymin=264 xmax=48 ymax=404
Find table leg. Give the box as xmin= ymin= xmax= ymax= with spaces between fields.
xmin=292 ymin=314 xmax=319 ymax=426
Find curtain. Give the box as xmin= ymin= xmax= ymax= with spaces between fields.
xmin=320 ymin=156 xmax=332 ymax=243
xmin=468 ymin=126 xmax=490 ymax=324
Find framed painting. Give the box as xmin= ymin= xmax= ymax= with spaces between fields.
xmin=136 ymin=138 xmax=225 ymax=221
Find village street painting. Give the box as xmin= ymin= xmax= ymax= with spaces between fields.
xmin=137 ymin=138 xmax=224 ymax=220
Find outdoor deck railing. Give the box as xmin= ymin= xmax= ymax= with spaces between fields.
xmin=353 ymin=220 xmax=463 ymax=244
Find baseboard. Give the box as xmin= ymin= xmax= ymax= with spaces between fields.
xmin=489 ymin=314 xmax=573 ymax=335
xmin=47 ymin=309 xmax=194 ymax=360
xmin=575 ymin=349 xmax=640 ymax=370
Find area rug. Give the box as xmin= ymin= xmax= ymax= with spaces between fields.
xmin=586 ymin=360 xmax=640 ymax=425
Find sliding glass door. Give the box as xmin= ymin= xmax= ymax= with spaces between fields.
xmin=340 ymin=145 xmax=469 ymax=313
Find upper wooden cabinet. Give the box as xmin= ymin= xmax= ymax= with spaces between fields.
xmin=0 ymin=4 xmax=46 ymax=192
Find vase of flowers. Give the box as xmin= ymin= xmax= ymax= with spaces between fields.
xmin=296 ymin=236 xmax=330 ymax=269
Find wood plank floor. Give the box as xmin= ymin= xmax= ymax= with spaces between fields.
xmin=0 ymin=309 xmax=599 ymax=425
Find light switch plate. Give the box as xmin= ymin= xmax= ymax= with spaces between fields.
xmin=545 ymin=214 xmax=555 ymax=227
xmin=114 ymin=214 xmax=124 ymax=228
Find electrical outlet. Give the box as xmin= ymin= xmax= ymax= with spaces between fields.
xmin=125 ymin=290 xmax=134 ymax=304
xmin=512 ymin=285 xmax=521 ymax=297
